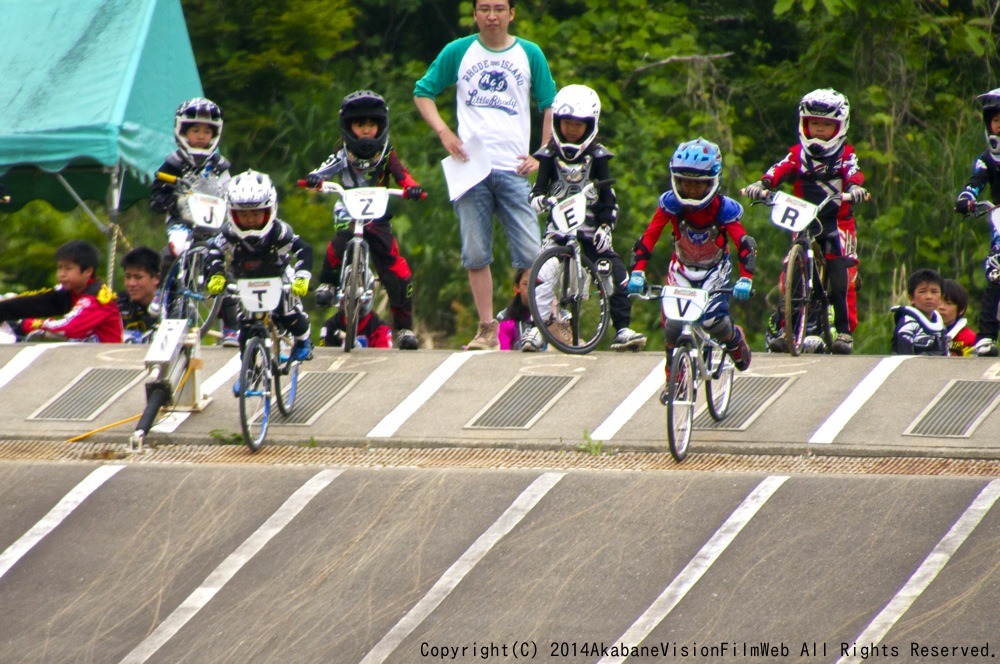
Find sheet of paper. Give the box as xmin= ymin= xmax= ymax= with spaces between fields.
xmin=441 ymin=133 xmax=492 ymax=201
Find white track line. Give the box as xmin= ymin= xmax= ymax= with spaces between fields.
xmin=809 ymin=356 xmax=913 ymax=444
xmin=119 ymin=468 xmax=342 ymax=664
xmin=598 ymin=475 xmax=789 ymax=664
xmin=150 ymin=353 xmax=241 ymax=434
xmin=0 ymin=465 xmax=124 ymax=580
xmin=590 ymin=359 xmax=666 ymax=441
xmin=359 ymin=472 xmax=565 ymax=664
xmin=836 ymin=478 xmax=1000 ymax=664
xmin=0 ymin=344 xmax=60 ymax=391
xmin=367 ymin=352 xmax=477 ymax=438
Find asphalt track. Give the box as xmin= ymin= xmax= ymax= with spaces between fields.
xmin=0 ymin=346 xmax=998 ymax=663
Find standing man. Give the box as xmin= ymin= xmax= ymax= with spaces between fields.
xmin=414 ymin=0 xmax=556 ymax=350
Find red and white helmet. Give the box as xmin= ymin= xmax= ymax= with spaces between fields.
xmin=551 ymin=85 xmax=601 ymax=161
xmin=977 ymin=88 xmax=1000 ymax=156
xmin=174 ymin=97 xmax=223 ymax=157
xmin=226 ymin=170 xmax=277 ymax=243
xmin=798 ymin=89 xmax=850 ymax=158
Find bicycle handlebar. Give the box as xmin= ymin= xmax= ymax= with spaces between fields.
xmin=630 ymin=284 xmax=738 ymax=300
xmin=739 ymin=187 xmax=856 ymax=205
xmin=298 ymin=179 xmax=415 ymax=199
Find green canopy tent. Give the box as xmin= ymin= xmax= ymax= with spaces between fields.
xmin=0 ymin=0 xmax=203 ymax=282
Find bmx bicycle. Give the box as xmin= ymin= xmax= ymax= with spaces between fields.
xmin=631 ymin=284 xmax=740 ymax=462
xmin=526 ymin=179 xmax=615 ymax=354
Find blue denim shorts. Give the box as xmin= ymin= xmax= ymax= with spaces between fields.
xmin=453 ymin=169 xmax=541 ymax=270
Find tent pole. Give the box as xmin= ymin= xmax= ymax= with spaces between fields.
xmin=105 ymin=165 xmax=124 ymax=288
xmin=54 ymin=172 xmax=108 ymax=234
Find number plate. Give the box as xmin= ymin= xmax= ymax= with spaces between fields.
xmin=236 ymin=277 xmax=283 ymax=312
xmin=181 ymin=192 xmax=226 ymax=231
xmin=660 ymin=285 xmax=709 ymax=322
xmin=769 ymin=191 xmax=819 ymax=233
xmin=340 ymin=187 xmax=390 ymax=220
xmin=550 ymin=192 xmax=588 ymax=234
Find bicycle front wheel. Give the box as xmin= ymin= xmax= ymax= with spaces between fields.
xmin=783 ymin=242 xmax=810 ymax=356
xmin=341 ymin=247 xmax=363 ymax=353
xmin=273 ymin=332 xmax=298 ymax=417
xmin=527 ymin=245 xmax=610 ymax=355
xmin=239 ymin=337 xmax=271 ymax=451
xmin=705 ymin=344 xmax=734 ymax=421
xmin=169 ymin=246 xmax=222 ymax=339
xmin=666 ymin=347 xmax=695 ymax=462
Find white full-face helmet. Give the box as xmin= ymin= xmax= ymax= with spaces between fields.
xmin=227 ymin=170 xmax=277 ymax=245
xmin=798 ymin=88 xmax=850 ymax=158
xmin=174 ymin=97 xmax=224 ymax=158
xmin=551 ymin=84 xmax=601 ymax=161
xmin=977 ymin=88 xmax=1000 ymax=156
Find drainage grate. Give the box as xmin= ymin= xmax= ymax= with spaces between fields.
xmin=271 ymin=371 xmax=364 ymax=426
xmin=905 ymin=379 xmax=1000 ymax=438
xmin=466 ymin=374 xmax=578 ymax=429
xmin=29 ymin=368 xmax=144 ymax=421
xmin=694 ymin=376 xmax=795 ymax=431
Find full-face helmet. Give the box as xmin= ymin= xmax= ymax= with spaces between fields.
xmin=227 ymin=170 xmax=277 ymax=245
xmin=977 ymin=88 xmax=1000 ymax=156
xmin=174 ymin=97 xmax=223 ymax=157
xmin=669 ymin=137 xmax=722 ymax=209
xmin=339 ymin=90 xmax=390 ymax=170
xmin=798 ymin=89 xmax=850 ymax=157
xmin=551 ymin=84 xmax=601 ymax=161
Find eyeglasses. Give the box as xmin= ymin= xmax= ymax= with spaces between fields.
xmin=476 ymin=5 xmax=510 ymax=15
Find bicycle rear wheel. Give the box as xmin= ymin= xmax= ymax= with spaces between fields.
xmin=169 ymin=246 xmax=222 ymax=339
xmin=239 ymin=337 xmax=271 ymax=451
xmin=341 ymin=247 xmax=363 ymax=353
xmin=273 ymin=333 xmax=298 ymax=417
xmin=666 ymin=347 xmax=695 ymax=462
xmin=527 ymin=245 xmax=610 ymax=354
xmin=704 ymin=344 xmax=734 ymax=421
xmin=783 ymin=242 xmax=810 ymax=356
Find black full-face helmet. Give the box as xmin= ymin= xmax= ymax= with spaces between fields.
xmin=174 ymin=97 xmax=223 ymax=157
xmin=339 ymin=90 xmax=389 ymax=170
xmin=978 ymin=88 xmax=1000 ymax=156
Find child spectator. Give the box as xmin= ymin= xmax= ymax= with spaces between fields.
xmin=497 ymin=268 xmax=545 ymax=351
xmin=955 ymin=88 xmax=1000 ymax=356
xmin=891 ymin=268 xmax=947 ymax=355
xmin=744 ymin=88 xmax=869 ymax=354
xmin=149 ymin=97 xmax=239 ymax=345
xmin=204 ymin=170 xmax=314 ymax=389
xmin=940 ymin=278 xmax=977 ymax=356
xmin=529 ymin=84 xmax=645 ymax=352
xmin=320 ymin=302 xmax=394 ymax=349
xmin=118 ymin=247 xmax=161 ymax=343
xmin=305 ymin=90 xmax=424 ymax=351
xmin=0 ymin=240 xmax=123 ymax=342
xmin=628 ymin=137 xmax=756 ymax=380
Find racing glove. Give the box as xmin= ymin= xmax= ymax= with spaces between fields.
xmin=305 ymin=173 xmax=324 ymax=188
xmin=314 ymin=284 xmax=335 ymax=308
xmin=955 ymin=191 xmax=976 ymax=214
xmin=207 ymin=274 xmax=227 ymax=295
xmin=530 ymin=195 xmax=556 ymax=214
xmin=743 ymin=181 xmax=769 ymax=201
xmin=593 ymin=225 xmax=613 ymax=253
xmin=627 ymin=271 xmax=646 ymax=295
xmin=404 ymin=186 xmax=425 ymax=201
xmin=733 ymin=277 xmax=753 ymax=301
xmin=847 ymin=185 xmax=870 ymax=202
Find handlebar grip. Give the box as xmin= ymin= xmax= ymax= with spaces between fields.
xmin=155 ymin=172 xmax=178 ymax=184
xmin=593 ymin=178 xmax=616 ymax=189
xmin=297 ymin=179 xmax=308 ymax=188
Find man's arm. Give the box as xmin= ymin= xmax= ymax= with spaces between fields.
xmin=414 ymin=96 xmax=467 ymax=161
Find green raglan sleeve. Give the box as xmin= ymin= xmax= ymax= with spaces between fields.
xmin=522 ymin=39 xmax=556 ymax=111
xmin=414 ymin=37 xmax=474 ymax=98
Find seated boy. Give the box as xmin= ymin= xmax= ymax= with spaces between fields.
xmin=118 ymin=246 xmax=161 ymax=343
xmin=0 ymin=240 xmax=123 ymax=342
xmin=890 ymin=268 xmax=948 ymax=355
xmin=940 ymin=278 xmax=977 ymax=356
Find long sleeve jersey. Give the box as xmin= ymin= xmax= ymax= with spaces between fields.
xmin=530 ymin=142 xmax=617 ymax=229
xmin=206 ymin=219 xmax=313 ymax=281
xmin=761 ymin=144 xmax=865 ymax=228
xmin=308 ymin=147 xmax=419 ymax=227
xmin=0 ymin=281 xmax=124 ymax=342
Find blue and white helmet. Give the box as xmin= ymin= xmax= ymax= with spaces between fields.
xmin=670 ymin=137 xmax=723 ymax=208
xmin=977 ymin=88 xmax=1000 ymax=156
xmin=798 ymin=88 xmax=850 ymax=157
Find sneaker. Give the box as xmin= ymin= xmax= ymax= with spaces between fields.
xmin=395 ymin=328 xmax=419 ymax=350
xmin=974 ymin=338 xmax=999 ymax=357
xmin=291 ymin=338 xmax=313 ymax=362
xmin=767 ymin=335 xmax=788 ymax=353
xmin=610 ymin=327 xmax=647 ymax=352
xmin=221 ymin=327 xmax=239 ymax=348
xmin=465 ymin=320 xmax=499 ymax=350
xmin=520 ymin=326 xmax=544 ymax=352
xmin=725 ymin=325 xmax=752 ymax=371
xmin=546 ymin=317 xmax=572 ymax=346
xmin=801 ymin=335 xmax=827 ymax=354
xmin=831 ymin=332 xmax=853 ymax=355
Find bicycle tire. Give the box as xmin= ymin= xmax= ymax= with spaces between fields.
xmin=666 ymin=347 xmax=695 ymax=461
xmin=239 ymin=337 xmax=271 ymax=451
xmin=705 ymin=344 xmax=734 ymax=421
xmin=168 ymin=246 xmax=222 ymax=339
xmin=342 ymin=246 xmax=363 ymax=353
xmin=273 ymin=332 xmax=298 ymax=417
xmin=527 ymin=245 xmax=610 ymax=355
xmin=783 ymin=242 xmax=810 ymax=356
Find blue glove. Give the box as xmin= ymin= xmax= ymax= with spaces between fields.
xmin=627 ymin=270 xmax=646 ymax=295
xmin=733 ymin=277 xmax=753 ymax=300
